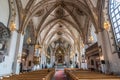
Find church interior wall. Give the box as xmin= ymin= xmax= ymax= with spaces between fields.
xmin=0 ymin=31 xmax=18 ymax=76
xmin=0 ymin=0 xmax=120 ymax=77
xmin=0 ymin=0 xmax=14 ymax=76
xmin=0 ymin=0 xmax=9 ymax=26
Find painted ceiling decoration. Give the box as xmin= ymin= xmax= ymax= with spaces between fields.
xmin=15 ymin=0 xmax=104 ymax=55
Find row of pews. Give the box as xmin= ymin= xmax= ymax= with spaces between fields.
xmin=2 ymin=68 xmax=55 ymax=80
xmin=65 ymin=68 xmax=120 ymax=80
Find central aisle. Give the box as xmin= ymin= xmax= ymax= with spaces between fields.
xmin=53 ymin=70 xmax=67 ymax=80
xmin=52 ymin=65 xmax=68 ymax=80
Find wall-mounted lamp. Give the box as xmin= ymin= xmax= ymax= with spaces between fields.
xmin=35 ymin=44 xmax=40 ymax=49
xmin=9 ymin=22 xmax=16 ymax=32
xmin=104 ymin=21 xmax=110 ymax=31
xmin=89 ymin=35 xmax=94 ymax=42
xmin=26 ymin=37 xmax=31 ymax=44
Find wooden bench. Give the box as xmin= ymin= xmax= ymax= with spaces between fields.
xmin=2 ymin=68 xmax=55 ymax=80
xmin=65 ymin=68 xmax=120 ymax=80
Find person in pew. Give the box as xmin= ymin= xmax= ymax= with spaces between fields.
xmin=45 ymin=64 xmax=47 ymax=69
xmin=53 ymin=62 xmax=55 ymax=68
xmin=42 ymin=64 xmax=44 ymax=69
xmin=75 ymin=62 xmax=79 ymax=68
xmin=20 ymin=62 xmax=23 ymax=72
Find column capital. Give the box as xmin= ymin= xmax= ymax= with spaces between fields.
xmin=96 ymin=28 xmax=104 ymax=33
xmin=17 ymin=30 xmax=25 ymax=35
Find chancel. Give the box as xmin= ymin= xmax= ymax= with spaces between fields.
xmin=0 ymin=0 xmax=120 ymax=80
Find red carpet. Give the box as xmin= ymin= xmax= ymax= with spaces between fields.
xmin=54 ymin=70 xmax=67 ymax=80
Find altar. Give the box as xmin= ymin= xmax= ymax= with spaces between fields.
xmin=55 ymin=46 xmax=65 ymax=64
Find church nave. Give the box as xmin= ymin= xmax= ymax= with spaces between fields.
xmin=1 ymin=0 xmax=120 ymax=80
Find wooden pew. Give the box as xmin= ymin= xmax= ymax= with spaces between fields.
xmin=2 ymin=68 xmax=55 ymax=80
xmin=65 ymin=68 xmax=120 ymax=80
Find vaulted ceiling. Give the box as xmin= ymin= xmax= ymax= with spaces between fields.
xmin=16 ymin=0 xmax=104 ymax=52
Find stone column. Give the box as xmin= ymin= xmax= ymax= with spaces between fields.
xmin=50 ymin=49 xmax=54 ymax=66
xmin=13 ymin=33 xmax=24 ymax=74
xmin=40 ymin=51 xmax=46 ymax=68
xmin=68 ymin=51 xmax=70 ymax=67
xmin=40 ymin=51 xmax=43 ymax=67
xmin=78 ymin=52 xmax=81 ymax=68
xmin=97 ymin=30 xmax=111 ymax=73
xmin=65 ymin=54 xmax=69 ymax=67
xmin=35 ymin=49 xmax=39 ymax=56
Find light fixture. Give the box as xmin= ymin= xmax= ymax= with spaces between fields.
xmin=89 ymin=35 xmax=94 ymax=42
xmin=0 ymin=77 xmax=3 ymax=79
xmin=35 ymin=44 xmax=40 ymax=49
xmin=85 ymin=60 xmax=87 ymax=63
xmin=104 ymin=21 xmax=110 ymax=31
xmin=42 ymin=78 xmax=45 ymax=80
xmin=26 ymin=37 xmax=31 ymax=44
xmin=100 ymin=55 xmax=104 ymax=60
xmin=59 ymin=50 xmax=61 ymax=53
xmin=21 ymin=52 xmax=26 ymax=61
xmin=9 ymin=21 xmax=16 ymax=31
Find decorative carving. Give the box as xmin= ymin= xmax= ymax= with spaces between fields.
xmin=0 ymin=22 xmax=10 ymax=40
xmin=0 ymin=22 xmax=10 ymax=56
xmin=0 ymin=41 xmax=7 ymax=54
xmin=85 ymin=42 xmax=99 ymax=56
xmin=33 ymin=56 xmax=40 ymax=65
xmin=75 ymin=8 xmax=84 ymax=16
xmin=35 ymin=9 xmax=44 ymax=17
xmin=55 ymin=7 xmax=65 ymax=19
xmin=55 ymin=46 xmax=65 ymax=64
xmin=57 ymin=31 xmax=62 ymax=35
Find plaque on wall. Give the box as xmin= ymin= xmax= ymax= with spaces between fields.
xmin=0 ymin=22 xmax=10 ymax=55
xmin=0 ymin=41 xmax=7 ymax=55
xmin=0 ymin=53 xmax=5 ymax=63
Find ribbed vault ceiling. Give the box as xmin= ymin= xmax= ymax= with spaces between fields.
xmin=17 ymin=0 xmax=101 ymax=54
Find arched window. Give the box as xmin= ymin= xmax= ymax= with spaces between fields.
xmin=109 ymin=0 xmax=120 ymax=44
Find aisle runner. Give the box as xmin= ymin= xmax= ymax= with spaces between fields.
xmin=54 ymin=70 xmax=67 ymax=80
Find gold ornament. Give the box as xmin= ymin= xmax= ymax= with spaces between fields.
xmin=10 ymin=22 xmax=16 ymax=31
xmin=33 ymin=56 xmax=40 ymax=65
xmin=104 ymin=21 xmax=110 ymax=31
